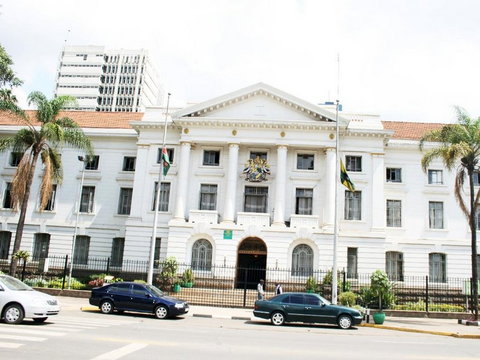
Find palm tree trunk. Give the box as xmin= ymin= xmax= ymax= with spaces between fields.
xmin=468 ymin=171 xmax=479 ymax=321
xmin=9 ymin=154 xmax=38 ymax=276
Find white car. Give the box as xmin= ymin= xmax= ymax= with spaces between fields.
xmin=0 ymin=274 xmax=61 ymax=324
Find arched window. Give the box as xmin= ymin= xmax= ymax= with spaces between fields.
xmin=292 ymin=244 xmax=313 ymax=276
xmin=191 ymin=239 xmax=212 ymax=271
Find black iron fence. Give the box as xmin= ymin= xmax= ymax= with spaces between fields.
xmin=0 ymin=255 xmax=477 ymax=312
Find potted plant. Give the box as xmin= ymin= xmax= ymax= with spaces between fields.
xmin=181 ymin=268 xmax=195 ymax=288
xmin=172 ymin=279 xmax=182 ymax=293
xmin=370 ymin=270 xmax=395 ymax=324
xmin=156 ymin=257 xmax=179 ymax=292
xmin=305 ymin=276 xmax=318 ymax=293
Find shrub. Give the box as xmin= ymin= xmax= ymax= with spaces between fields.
xmin=305 ymin=276 xmax=318 ymax=292
xmin=338 ymin=291 xmax=357 ymax=307
xmin=370 ymin=270 xmax=395 ymax=310
xmin=392 ymin=301 xmax=466 ymax=312
xmin=156 ymin=257 xmax=178 ymax=291
xmin=182 ymin=268 xmax=195 ymax=286
xmin=47 ymin=277 xmax=85 ymax=290
xmin=24 ymin=277 xmax=48 ymax=287
xmin=322 ymin=269 xmax=351 ymax=291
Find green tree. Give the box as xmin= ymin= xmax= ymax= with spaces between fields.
xmin=0 ymin=44 xmax=22 ymax=105
xmin=0 ymin=91 xmax=93 ymax=276
xmin=420 ymin=107 xmax=480 ymax=320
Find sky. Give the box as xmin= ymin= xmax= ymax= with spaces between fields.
xmin=1 ymin=0 xmax=480 ymax=123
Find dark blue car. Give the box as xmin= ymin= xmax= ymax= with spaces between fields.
xmin=89 ymin=282 xmax=189 ymax=319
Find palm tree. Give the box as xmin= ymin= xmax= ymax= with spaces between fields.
xmin=0 ymin=91 xmax=93 ymax=276
xmin=420 ymin=107 xmax=480 ymax=321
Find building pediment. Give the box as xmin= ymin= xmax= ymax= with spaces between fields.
xmin=172 ymin=83 xmax=350 ymax=127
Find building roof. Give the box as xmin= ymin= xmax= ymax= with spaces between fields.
xmin=382 ymin=121 xmax=446 ymax=140
xmin=0 ymin=110 xmax=142 ymax=129
xmin=0 ymin=110 xmax=449 ymax=140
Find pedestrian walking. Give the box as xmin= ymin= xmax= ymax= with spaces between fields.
xmin=275 ymin=283 xmax=283 ymax=295
xmin=257 ymin=279 xmax=265 ymax=300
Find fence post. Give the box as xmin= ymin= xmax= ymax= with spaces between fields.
xmin=21 ymin=259 xmax=27 ymax=281
xmin=62 ymin=255 xmax=69 ymax=290
xmin=243 ymin=268 xmax=248 ymax=308
xmin=470 ymin=277 xmax=474 ymax=313
xmin=106 ymin=257 xmax=110 ymax=275
xmin=342 ymin=270 xmax=346 ymax=293
xmin=425 ymin=275 xmax=429 ymax=314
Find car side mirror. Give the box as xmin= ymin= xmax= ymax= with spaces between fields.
xmin=320 ymin=302 xmax=326 ymax=307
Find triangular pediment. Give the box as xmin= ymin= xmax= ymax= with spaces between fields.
xmin=172 ymin=83 xmax=348 ymax=125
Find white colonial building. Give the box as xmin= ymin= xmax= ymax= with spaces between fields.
xmin=0 ymin=83 xmax=476 ymax=283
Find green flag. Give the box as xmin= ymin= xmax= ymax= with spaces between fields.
xmin=162 ymin=147 xmax=171 ymax=176
xmin=340 ymin=160 xmax=355 ymax=191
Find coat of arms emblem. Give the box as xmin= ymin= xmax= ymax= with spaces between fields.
xmin=243 ymin=156 xmax=270 ymax=182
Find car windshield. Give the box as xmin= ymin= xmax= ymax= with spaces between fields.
xmin=146 ymin=284 xmax=163 ymax=297
xmin=0 ymin=276 xmax=32 ymax=291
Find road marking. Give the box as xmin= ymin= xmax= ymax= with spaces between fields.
xmin=0 ymin=327 xmax=65 ymax=337
xmin=90 ymin=343 xmax=148 ymax=360
xmin=0 ymin=341 xmax=22 ymax=348
xmin=0 ymin=334 xmax=46 ymax=342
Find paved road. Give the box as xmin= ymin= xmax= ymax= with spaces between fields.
xmin=1 ymin=303 xmax=479 ymax=359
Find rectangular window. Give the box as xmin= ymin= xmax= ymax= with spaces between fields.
xmin=347 ymin=248 xmax=358 ymax=279
xmin=111 ymin=238 xmax=125 ymax=267
xmin=0 ymin=231 xmax=12 ymax=259
xmin=199 ymin=184 xmax=217 ymax=210
xmin=152 ymin=182 xmax=170 ymax=212
xmin=386 ymin=168 xmax=402 ymax=183
xmin=429 ymin=201 xmax=444 ymax=229
xmin=428 ymin=169 xmax=443 ymax=185
xmin=203 ymin=150 xmax=220 ymax=166
xmin=346 ymin=155 xmax=362 ymax=172
xmin=386 ymin=200 xmax=402 ymax=227
xmin=80 ymin=186 xmax=95 ymax=213
xmin=154 ymin=237 xmax=161 ymax=268
xmin=74 ymin=235 xmax=90 ymax=265
xmin=118 ymin=188 xmax=133 ymax=215
xmin=296 ymin=154 xmax=314 ymax=170
xmin=85 ymin=155 xmax=100 ymax=170
xmin=122 ymin=156 xmax=136 ymax=171
xmin=2 ymin=183 xmax=12 ymax=209
xmin=33 ymin=233 xmax=50 ymax=261
xmin=344 ymin=191 xmax=361 ymax=220
xmin=295 ymin=188 xmax=313 ymax=215
xmin=157 ymin=148 xmax=174 ymax=164
xmin=42 ymin=184 xmax=57 ymax=211
xmin=429 ymin=253 xmax=446 ymax=283
xmin=473 ymin=172 xmax=480 ymax=186
xmin=250 ymin=151 xmax=267 ymax=160
xmin=9 ymin=152 xmax=22 ymax=167
xmin=244 ymin=186 xmax=268 ymax=213
xmin=386 ymin=251 xmax=404 ymax=281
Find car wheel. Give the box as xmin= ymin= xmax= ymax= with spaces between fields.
xmin=3 ymin=304 xmax=24 ymax=324
xmin=270 ymin=311 xmax=285 ymax=326
xmin=154 ymin=305 xmax=168 ymax=319
xmin=33 ymin=317 xmax=48 ymax=323
xmin=337 ymin=314 xmax=353 ymax=329
xmin=100 ymin=300 xmax=114 ymax=314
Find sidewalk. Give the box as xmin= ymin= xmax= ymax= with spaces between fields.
xmin=60 ymin=296 xmax=480 ymax=339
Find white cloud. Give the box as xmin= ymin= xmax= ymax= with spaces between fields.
xmin=1 ymin=0 xmax=480 ymax=123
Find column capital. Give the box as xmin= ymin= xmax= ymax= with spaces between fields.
xmin=277 ymin=144 xmax=288 ymax=150
xmin=228 ymin=143 xmax=240 ymax=148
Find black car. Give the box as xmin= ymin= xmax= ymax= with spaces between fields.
xmin=253 ymin=292 xmax=362 ymax=329
xmin=89 ymin=282 xmax=189 ymax=319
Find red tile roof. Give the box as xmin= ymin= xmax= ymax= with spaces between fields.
xmin=382 ymin=121 xmax=446 ymax=140
xmin=0 ymin=110 xmax=142 ymax=129
xmin=0 ymin=111 xmax=448 ymax=140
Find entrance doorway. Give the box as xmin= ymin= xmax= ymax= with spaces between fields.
xmin=235 ymin=237 xmax=267 ymax=289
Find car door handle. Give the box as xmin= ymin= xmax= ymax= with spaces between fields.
xmin=305 ymin=307 xmax=311 ymax=310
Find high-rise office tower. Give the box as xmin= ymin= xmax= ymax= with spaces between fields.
xmin=55 ymin=45 xmax=162 ymax=112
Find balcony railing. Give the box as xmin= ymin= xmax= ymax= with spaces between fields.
xmin=237 ymin=212 xmax=270 ymax=227
xmin=188 ymin=210 xmax=218 ymax=224
xmin=290 ymin=214 xmax=320 ymax=229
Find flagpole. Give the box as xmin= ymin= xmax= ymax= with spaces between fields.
xmin=332 ymin=53 xmax=341 ymax=304
xmin=332 ymin=98 xmax=339 ymax=304
xmin=147 ymin=92 xmax=171 ymax=285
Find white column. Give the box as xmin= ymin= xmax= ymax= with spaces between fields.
xmin=222 ymin=143 xmax=239 ymax=224
xmin=371 ymin=153 xmax=385 ymax=231
xmin=174 ymin=142 xmax=191 ymax=220
xmin=273 ymin=145 xmax=287 ymax=226
xmin=129 ymin=144 xmax=149 ymax=219
xmin=323 ymin=148 xmax=336 ymax=228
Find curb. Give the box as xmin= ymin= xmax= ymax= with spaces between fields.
xmin=458 ymin=319 xmax=480 ymax=326
xmin=361 ymin=323 xmax=480 ymax=339
xmin=80 ymin=306 xmax=99 ymax=312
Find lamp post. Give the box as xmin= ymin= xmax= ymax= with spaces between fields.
xmin=68 ymin=155 xmax=86 ymax=289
